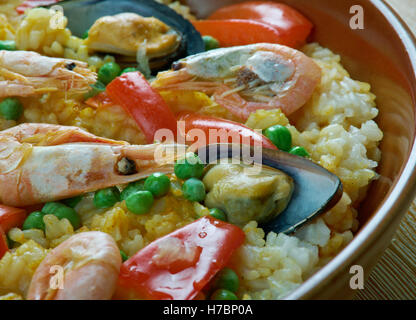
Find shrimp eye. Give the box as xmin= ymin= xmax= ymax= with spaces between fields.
xmin=66 ymin=62 xmax=77 ymax=71
xmin=117 ymin=157 xmax=137 ymax=175
xmin=171 ymin=61 xmax=184 ymax=71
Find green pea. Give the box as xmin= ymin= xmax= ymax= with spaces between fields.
xmin=84 ymin=81 xmax=106 ymax=100
xmin=209 ymin=208 xmax=227 ymax=222
xmin=0 ymin=40 xmax=16 ymax=51
xmin=120 ymin=67 xmax=138 ymax=75
xmin=144 ymin=173 xmax=170 ymax=197
xmin=42 ymin=202 xmax=61 ymax=215
xmin=22 ymin=211 xmax=46 ymax=231
xmin=125 ymin=190 xmax=154 ymax=215
xmin=0 ymin=97 xmax=23 ymax=120
xmin=51 ymin=207 xmax=81 ymax=230
xmin=61 ymin=195 xmax=83 ymax=208
xmin=94 ymin=187 xmax=121 ymax=209
xmin=98 ymin=62 xmax=121 ymax=85
xmin=182 ymin=178 xmax=206 ymax=202
xmin=289 ymin=146 xmax=310 ymax=158
xmin=120 ymin=250 xmax=129 ymax=262
xmin=203 ymin=35 xmax=220 ymax=51
xmin=210 ymin=289 xmax=238 ymax=300
xmin=174 ymin=153 xmax=205 ymax=180
xmin=120 ymin=180 xmax=145 ymax=201
xmin=81 ymin=29 xmax=89 ymax=39
xmin=213 ymin=268 xmax=239 ymax=293
xmin=263 ymin=125 xmax=292 ymax=151
xmin=42 ymin=202 xmax=81 ymax=229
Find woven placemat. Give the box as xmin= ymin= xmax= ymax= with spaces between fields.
xmin=354 ymin=0 xmax=416 ymax=300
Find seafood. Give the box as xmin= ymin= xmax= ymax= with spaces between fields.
xmin=54 ymin=0 xmax=204 ymax=72
xmin=27 ymin=231 xmax=121 ymax=300
xmin=203 ymin=162 xmax=294 ymax=226
xmin=152 ymin=43 xmax=321 ymax=120
xmin=197 ymin=144 xmax=342 ymax=234
xmin=86 ymin=13 xmax=181 ymax=60
xmin=0 ymin=50 xmax=96 ymax=98
xmin=0 ymin=123 xmax=186 ymax=206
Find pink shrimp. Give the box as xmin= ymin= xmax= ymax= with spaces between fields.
xmin=27 ymin=231 xmax=121 ymax=300
xmin=0 ymin=123 xmax=186 ymax=206
xmin=152 ymin=43 xmax=321 ymax=121
xmin=0 ymin=50 xmax=96 ymax=98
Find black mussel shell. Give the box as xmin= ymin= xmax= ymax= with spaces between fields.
xmin=47 ymin=0 xmax=204 ymax=71
xmin=197 ymin=144 xmax=343 ymax=234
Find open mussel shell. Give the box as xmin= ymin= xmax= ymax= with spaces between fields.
xmin=49 ymin=0 xmax=204 ymax=71
xmin=196 ymin=144 xmax=343 ymax=234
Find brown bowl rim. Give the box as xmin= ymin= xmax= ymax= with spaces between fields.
xmin=285 ymin=0 xmax=416 ymax=299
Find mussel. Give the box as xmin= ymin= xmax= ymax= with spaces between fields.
xmin=49 ymin=0 xmax=204 ymax=72
xmin=196 ymin=144 xmax=343 ymax=234
xmin=203 ymin=162 xmax=294 ymax=227
xmin=85 ymin=13 xmax=181 ymax=66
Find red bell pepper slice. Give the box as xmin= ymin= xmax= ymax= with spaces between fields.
xmin=106 ymin=72 xmax=177 ymax=143
xmin=192 ymin=19 xmax=283 ymax=47
xmin=0 ymin=226 xmax=8 ymax=260
xmin=0 ymin=205 xmax=27 ymax=233
xmin=208 ymin=1 xmax=313 ymax=48
xmin=0 ymin=205 xmax=26 ymax=260
xmin=84 ymin=92 xmax=114 ymax=109
xmin=115 ymin=216 xmax=245 ymax=300
xmin=177 ymin=112 xmax=277 ymax=150
xmin=16 ymin=0 xmax=60 ymax=14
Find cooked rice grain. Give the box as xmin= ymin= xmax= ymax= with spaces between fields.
xmin=0 ymin=240 xmax=48 ymax=297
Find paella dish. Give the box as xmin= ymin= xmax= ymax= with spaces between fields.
xmin=0 ymin=0 xmax=383 ymax=300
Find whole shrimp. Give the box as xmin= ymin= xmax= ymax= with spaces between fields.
xmin=152 ymin=43 xmax=321 ymax=121
xmin=0 ymin=123 xmax=186 ymax=206
xmin=27 ymin=231 xmax=121 ymax=300
xmin=0 ymin=50 xmax=96 ymax=98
